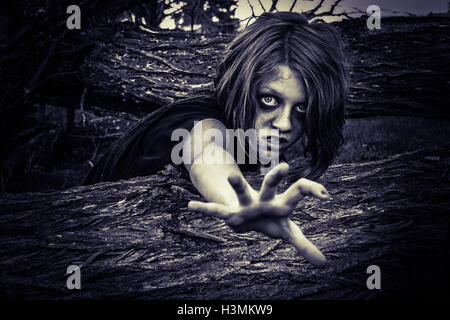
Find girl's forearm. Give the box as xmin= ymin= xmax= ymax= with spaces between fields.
xmin=187 ymin=144 xmax=256 ymax=207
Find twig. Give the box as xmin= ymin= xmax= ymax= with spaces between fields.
xmin=126 ymin=47 xmax=214 ymax=79
xmin=1 ymin=38 xmax=60 ymax=114
xmin=257 ymin=0 xmax=267 ymax=12
xmin=289 ymin=0 xmax=298 ymax=12
xmin=329 ymin=0 xmax=343 ymax=15
xmin=80 ymin=87 xmax=88 ymax=127
xmin=242 ymin=0 xmax=258 ymax=28
xmin=310 ymin=0 xmax=327 ymax=14
xmin=268 ymin=0 xmax=279 ymax=12
xmin=166 ymin=226 xmax=227 ymax=243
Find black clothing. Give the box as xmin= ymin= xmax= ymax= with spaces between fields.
xmin=84 ymin=95 xmax=259 ymax=184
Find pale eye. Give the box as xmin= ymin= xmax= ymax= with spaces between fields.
xmin=260 ymin=96 xmax=278 ymax=107
xmin=295 ymin=104 xmax=307 ymax=113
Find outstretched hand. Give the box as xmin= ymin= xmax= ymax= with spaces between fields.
xmin=188 ymin=162 xmax=330 ymax=267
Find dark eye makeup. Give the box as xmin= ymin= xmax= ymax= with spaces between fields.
xmin=259 ymin=95 xmax=278 ymax=107
xmin=295 ymin=104 xmax=308 ymax=113
xmin=258 ymin=94 xmax=307 ymax=113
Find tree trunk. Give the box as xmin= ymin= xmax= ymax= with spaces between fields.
xmin=75 ymin=16 xmax=449 ymax=119
xmin=2 ymin=13 xmax=449 ymax=163
xmin=1 ymin=146 xmax=449 ymax=299
xmin=4 ymin=14 xmax=448 ymax=122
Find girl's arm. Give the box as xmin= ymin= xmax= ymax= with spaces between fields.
xmin=183 ymin=118 xmax=329 ymax=267
xmin=183 ymin=119 xmax=257 ymax=207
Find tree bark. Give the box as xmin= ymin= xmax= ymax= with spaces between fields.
xmin=77 ymin=16 xmax=450 ymax=119
xmin=2 ymin=13 xmax=449 ymax=172
xmin=1 ymin=146 xmax=449 ymax=299
xmin=5 ymin=14 xmax=447 ymax=120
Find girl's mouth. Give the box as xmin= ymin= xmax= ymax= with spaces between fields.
xmin=266 ymin=136 xmax=288 ymax=145
xmin=261 ymin=136 xmax=288 ymax=151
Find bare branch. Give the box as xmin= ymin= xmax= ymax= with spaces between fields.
xmin=247 ymin=0 xmax=256 ymax=17
xmin=289 ymin=0 xmax=298 ymax=12
xmin=269 ymin=0 xmax=279 ymax=12
xmin=309 ymin=0 xmax=327 ymax=14
xmin=257 ymin=0 xmax=267 ymax=12
xmin=301 ymin=0 xmax=347 ymax=20
xmin=350 ymin=6 xmax=366 ymax=14
xmin=329 ymin=0 xmax=343 ymax=14
xmin=243 ymin=0 xmax=259 ymax=27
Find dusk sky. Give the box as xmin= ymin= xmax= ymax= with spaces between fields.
xmin=160 ymin=0 xmax=448 ymax=29
xmin=235 ymin=0 xmax=448 ymax=22
xmin=342 ymin=0 xmax=447 ymax=14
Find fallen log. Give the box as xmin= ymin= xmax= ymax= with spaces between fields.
xmin=6 ymin=16 xmax=448 ymax=120
xmin=80 ymin=16 xmax=450 ymax=119
xmin=0 ymin=145 xmax=449 ymax=299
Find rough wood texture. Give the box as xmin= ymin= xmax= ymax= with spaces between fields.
xmin=81 ymin=16 xmax=450 ymax=119
xmin=1 ymin=146 xmax=449 ymax=299
xmin=340 ymin=16 xmax=450 ymax=119
xmin=83 ymin=25 xmax=227 ymax=108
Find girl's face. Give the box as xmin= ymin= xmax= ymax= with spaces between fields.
xmin=253 ymin=64 xmax=307 ymax=159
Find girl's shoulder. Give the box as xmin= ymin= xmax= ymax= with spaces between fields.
xmin=83 ymin=95 xmax=225 ymax=184
xmin=164 ymin=94 xmax=224 ymax=121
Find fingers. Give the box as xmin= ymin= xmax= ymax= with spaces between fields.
xmin=259 ymin=162 xmax=289 ymax=202
xmin=286 ymin=219 xmax=327 ymax=267
xmin=188 ymin=201 xmax=230 ymax=218
xmin=282 ymin=178 xmax=330 ymax=207
xmin=227 ymin=174 xmax=253 ymax=206
xmin=226 ymin=214 xmax=245 ymax=227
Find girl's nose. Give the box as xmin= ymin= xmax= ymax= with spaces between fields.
xmin=272 ymin=105 xmax=292 ymax=132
